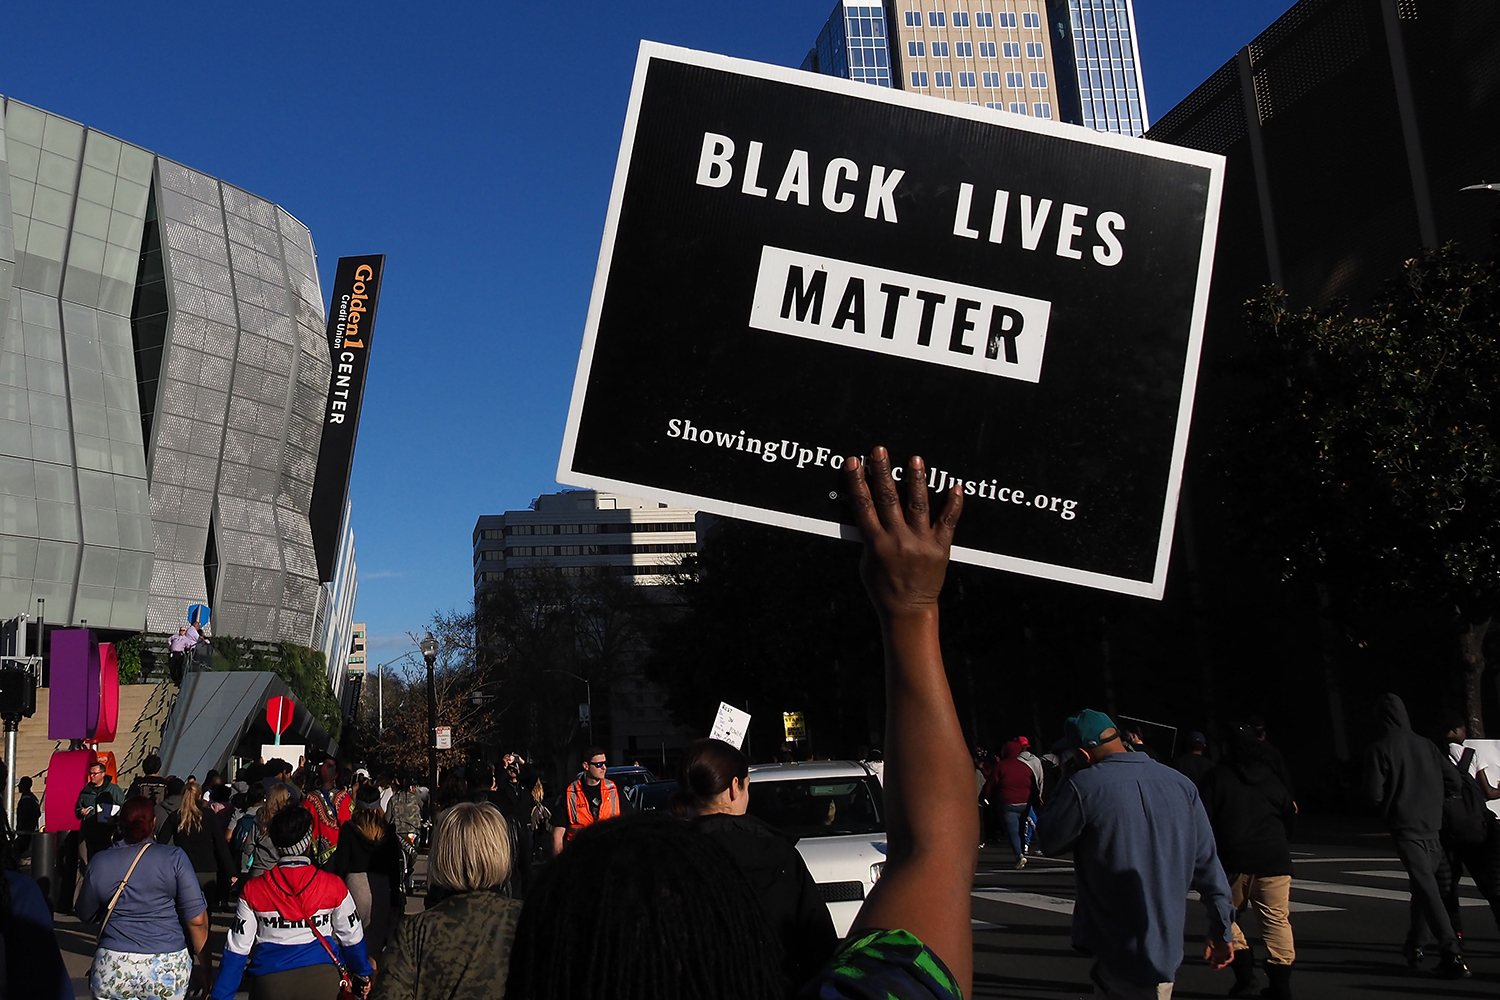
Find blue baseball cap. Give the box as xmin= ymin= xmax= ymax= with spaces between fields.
xmin=1064 ymin=709 xmax=1120 ymax=749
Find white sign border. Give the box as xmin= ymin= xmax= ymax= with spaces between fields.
xmin=557 ymin=41 xmax=1226 ymax=602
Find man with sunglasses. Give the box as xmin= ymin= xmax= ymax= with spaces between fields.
xmin=552 ymin=748 xmax=629 ymax=856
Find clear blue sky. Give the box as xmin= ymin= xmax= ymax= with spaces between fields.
xmin=2 ymin=1 xmax=1290 ymax=655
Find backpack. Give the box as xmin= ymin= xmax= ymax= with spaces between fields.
xmin=231 ymin=811 xmax=259 ymax=871
xmin=1441 ymin=747 xmax=1492 ymax=847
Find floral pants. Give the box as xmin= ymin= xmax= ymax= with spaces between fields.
xmin=90 ymin=947 xmax=192 ymax=1000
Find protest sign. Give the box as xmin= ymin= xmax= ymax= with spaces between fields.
xmin=559 ymin=43 xmax=1224 ymax=599
xmin=709 ymin=701 xmax=752 ymax=749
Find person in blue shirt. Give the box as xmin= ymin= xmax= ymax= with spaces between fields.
xmin=75 ymin=797 xmax=210 ymax=1000
xmin=1035 ymin=709 xmax=1236 ymax=999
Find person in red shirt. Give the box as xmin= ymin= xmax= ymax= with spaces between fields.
xmin=305 ymin=761 xmax=353 ymax=868
xmin=994 ymin=739 xmax=1037 ymax=868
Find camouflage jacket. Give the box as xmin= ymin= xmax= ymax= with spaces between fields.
xmin=371 ymin=889 xmax=521 ymax=1000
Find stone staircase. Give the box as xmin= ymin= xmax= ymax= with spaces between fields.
xmin=8 ymin=681 xmax=177 ymax=804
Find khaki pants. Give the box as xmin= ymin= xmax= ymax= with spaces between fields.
xmin=1229 ymin=873 xmax=1295 ymax=965
xmin=1090 ymin=961 xmax=1173 ymax=999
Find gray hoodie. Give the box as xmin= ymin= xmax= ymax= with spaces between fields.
xmin=1360 ymin=693 xmax=1460 ymax=838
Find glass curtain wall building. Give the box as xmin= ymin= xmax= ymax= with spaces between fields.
xmin=800 ymin=3 xmax=895 ymax=88
xmin=1043 ymin=0 xmax=1149 ymax=135
xmin=802 ymin=2 xmax=1060 ymax=118
xmin=0 ymin=97 xmax=350 ymax=646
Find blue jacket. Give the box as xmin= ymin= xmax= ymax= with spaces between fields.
xmin=1035 ymin=751 xmax=1235 ymax=986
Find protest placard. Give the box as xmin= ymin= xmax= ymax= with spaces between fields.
xmin=559 ymin=43 xmax=1224 ymax=598
xmin=709 ymin=701 xmax=752 ymax=749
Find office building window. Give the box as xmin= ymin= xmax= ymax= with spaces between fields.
xmin=1022 ymin=11 xmax=1041 ymax=28
xmin=1030 ymin=71 xmax=1047 ymax=88
xmin=958 ymin=71 xmax=976 ymax=88
xmin=929 ymin=10 xmax=945 ymax=25
xmin=905 ymin=10 xmax=922 ymax=26
xmin=932 ymin=40 xmax=949 ymax=56
xmin=1009 ymin=102 xmax=1029 ymax=114
xmin=934 ymin=71 xmax=953 ymax=88
xmin=979 ymin=40 xmax=996 ymax=57
xmin=998 ymin=12 xmax=1017 ymax=27
xmin=975 ymin=11 xmax=993 ymax=27
xmin=985 ymin=101 xmax=1002 ymax=109
xmin=981 ymin=71 xmax=1000 ymax=87
xmin=952 ymin=10 xmax=970 ymax=26
xmin=1006 ymin=70 xmax=1023 ymax=87
xmin=955 ymin=41 xmax=972 ymax=57
xmin=908 ymin=40 xmax=925 ymax=57
xmin=1026 ymin=41 xmax=1044 ymax=57
xmin=1003 ymin=41 xmax=1020 ymax=57
xmin=911 ymin=70 xmax=929 ymax=87
xmin=1034 ymin=102 xmax=1053 ymax=118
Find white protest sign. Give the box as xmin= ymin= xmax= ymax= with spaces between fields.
xmin=261 ymin=744 xmax=306 ymax=769
xmin=1463 ymin=740 xmax=1500 ymax=818
xmin=710 ymin=701 xmax=751 ymax=749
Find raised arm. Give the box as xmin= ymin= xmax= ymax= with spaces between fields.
xmin=845 ymin=448 xmax=975 ymax=996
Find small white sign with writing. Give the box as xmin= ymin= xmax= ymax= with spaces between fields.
xmin=434 ymin=726 xmax=452 ymax=750
xmin=709 ymin=701 xmax=752 ymax=749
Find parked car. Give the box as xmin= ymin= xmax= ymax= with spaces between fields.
xmin=629 ymin=779 xmax=679 ymax=813
xmin=745 ymin=761 xmax=886 ymax=936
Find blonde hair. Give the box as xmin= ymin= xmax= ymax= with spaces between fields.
xmin=176 ymin=780 xmax=204 ymax=834
xmin=431 ymin=802 xmax=512 ymax=892
xmin=352 ymin=806 xmax=386 ymax=843
xmin=259 ymin=783 xmax=291 ymax=835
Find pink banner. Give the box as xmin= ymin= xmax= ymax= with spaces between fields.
xmin=96 ymin=643 xmax=119 ymax=744
xmin=43 ymin=749 xmax=92 ymax=832
xmin=48 ymin=629 xmax=100 ymax=742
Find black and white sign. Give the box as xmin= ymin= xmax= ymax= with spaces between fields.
xmin=559 ymin=43 xmax=1224 ymax=599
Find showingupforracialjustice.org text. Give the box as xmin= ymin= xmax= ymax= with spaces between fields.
xmin=666 ymin=417 xmax=1078 ymax=520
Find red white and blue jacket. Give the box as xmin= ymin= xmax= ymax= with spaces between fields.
xmin=211 ymin=859 xmax=372 ymax=1000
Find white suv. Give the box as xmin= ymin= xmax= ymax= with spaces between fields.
xmin=746 ymin=761 xmax=886 ymax=936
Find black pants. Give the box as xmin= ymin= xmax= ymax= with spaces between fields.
xmin=1441 ymin=820 xmax=1500 ymax=936
xmin=1396 ymin=836 xmax=1460 ymax=955
xmin=169 ymin=650 xmax=185 ymax=685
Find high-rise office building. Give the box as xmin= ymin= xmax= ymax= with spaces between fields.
xmin=802 ymin=2 xmax=1061 ymax=119
xmin=1043 ymin=0 xmax=1149 ymax=135
xmin=472 ymin=490 xmax=699 ymax=770
xmin=800 ymin=3 xmax=897 ymax=88
xmin=0 ymin=97 xmax=365 ymax=645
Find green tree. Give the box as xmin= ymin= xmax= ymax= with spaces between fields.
xmin=1240 ymin=249 xmax=1500 ymax=734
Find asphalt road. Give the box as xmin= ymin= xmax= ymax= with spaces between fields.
xmin=971 ymin=835 xmax=1500 ymax=999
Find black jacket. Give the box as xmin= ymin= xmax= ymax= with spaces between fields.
xmin=1200 ymin=741 xmax=1295 ymax=876
xmin=1361 ymin=693 xmax=1460 ymax=838
xmin=692 ymin=812 xmax=837 ymax=988
xmin=158 ymin=812 xmax=235 ymax=881
xmin=333 ymin=818 xmax=405 ymax=908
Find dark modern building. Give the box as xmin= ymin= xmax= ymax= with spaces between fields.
xmin=0 ymin=97 xmax=363 ymax=695
xmin=1145 ymin=0 xmax=1499 ymax=316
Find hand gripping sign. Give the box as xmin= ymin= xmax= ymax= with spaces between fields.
xmin=558 ymin=43 xmax=1223 ymax=599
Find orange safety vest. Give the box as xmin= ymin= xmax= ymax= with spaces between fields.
xmin=565 ymin=778 xmax=620 ymax=840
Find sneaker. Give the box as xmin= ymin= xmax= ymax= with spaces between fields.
xmin=1402 ymin=944 xmax=1425 ymax=969
xmin=1434 ymin=955 xmax=1471 ymax=979
xmin=1014 ymin=856 xmax=1027 ymax=869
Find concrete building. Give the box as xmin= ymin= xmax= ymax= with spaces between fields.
xmin=0 ymin=97 xmax=361 ymax=647
xmin=802 ymin=1 xmax=1061 ymax=119
xmin=472 ymin=490 xmax=699 ymax=770
xmin=1044 ymin=0 xmax=1149 ymax=135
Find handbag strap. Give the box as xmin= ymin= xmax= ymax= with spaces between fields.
xmin=98 ymin=841 xmax=153 ymax=939
xmin=306 ymin=918 xmax=352 ymax=985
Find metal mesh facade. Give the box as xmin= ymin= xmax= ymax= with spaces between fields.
xmin=0 ymin=98 xmax=339 ymax=644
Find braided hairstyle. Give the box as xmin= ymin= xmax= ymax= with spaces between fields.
xmin=506 ymin=813 xmax=783 ymax=1000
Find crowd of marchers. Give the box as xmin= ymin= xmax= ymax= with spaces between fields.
xmin=2 ymin=450 xmax=1500 ymax=1000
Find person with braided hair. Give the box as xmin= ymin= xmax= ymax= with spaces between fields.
xmin=506 ymin=447 xmax=976 ymax=1000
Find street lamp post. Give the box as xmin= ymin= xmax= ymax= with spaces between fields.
xmin=544 ymin=669 xmax=592 ymax=738
xmin=420 ymin=632 xmax=439 ymax=794
xmin=373 ymin=651 xmax=416 ymax=740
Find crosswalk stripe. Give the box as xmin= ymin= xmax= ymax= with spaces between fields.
xmin=1186 ymin=889 xmax=1342 ymax=913
xmin=1345 ymin=869 xmax=1477 ymax=888
xmin=1296 ymin=878 xmax=1486 ymax=906
xmin=973 ymin=888 xmax=1075 ymax=914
